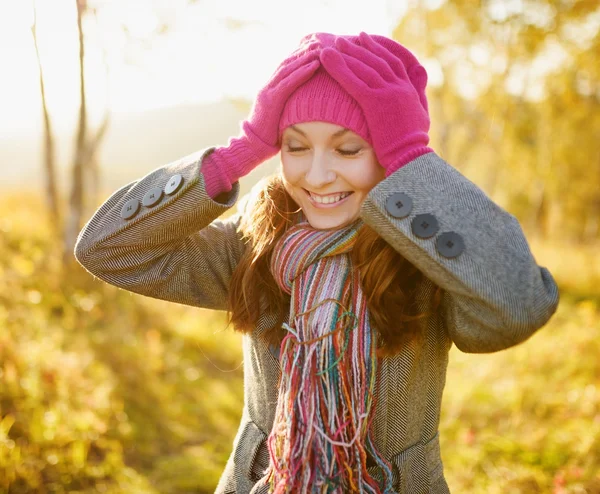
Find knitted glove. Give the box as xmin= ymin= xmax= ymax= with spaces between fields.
xmin=201 ymin=42 xmax=321 ymax=198
xmin=319 ymin=32 xmax=434 ymax=176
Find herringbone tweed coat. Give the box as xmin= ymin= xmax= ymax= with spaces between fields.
xmin=74 ymin=146 xmax=560 ymax=494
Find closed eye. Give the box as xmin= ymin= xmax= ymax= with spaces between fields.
xmin=285 ymin=146 xmax=360 ymax=156
xmin=337 ymin=149 xmax=360 ymax=156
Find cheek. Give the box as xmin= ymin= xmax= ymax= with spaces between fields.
xmin=280 ymin=157 xmax=295 ymax=181
xmin=281 ymin=156 xmax=306 ymax=184
xmin=346 ymin=162 xmax=384 ymax=191
xmin=365 ymin=167 xmax=386 ymax=188
xmin=280 ymin=161 xmax=301 ymax=199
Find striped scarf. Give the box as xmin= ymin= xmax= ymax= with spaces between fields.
xmin=264 ymin=215 xmax=395 ymax=493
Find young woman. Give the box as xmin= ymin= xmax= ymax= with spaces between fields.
xmin=74 ymin=32 xmax=560 ymax=494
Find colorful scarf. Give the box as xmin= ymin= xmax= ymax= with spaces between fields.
xmin=264 ymin=215 xmax=395 ymax=493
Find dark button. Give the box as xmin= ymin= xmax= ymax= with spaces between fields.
xmin=385 ymin=192 xmax=413 ymax=218
xmin=121 ymin=198 xmax=140 ymax=220
xmin=411 ymin=213 xmax=439 ymax=238
xmin=164 ymin=174 xmax=184 ymax=195
xmin=142 ymin=187 xmax=164 ymax=207
xmin=436 ymin=231 xmax=465 ymax=258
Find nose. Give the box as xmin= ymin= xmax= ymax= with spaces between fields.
xmin=304 ymin=152 xmax=336 ymax=189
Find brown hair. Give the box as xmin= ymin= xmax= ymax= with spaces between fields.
xmin=226 ymin=173 xmax=444 ymax=358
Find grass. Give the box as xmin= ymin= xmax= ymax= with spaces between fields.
xmin=0 ymin=191 xmax=598 ymax=493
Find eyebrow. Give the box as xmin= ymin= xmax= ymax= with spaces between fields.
xmin=288 ymin=125 xmax=350 ymax=139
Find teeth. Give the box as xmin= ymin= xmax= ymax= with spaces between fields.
xmin=310 ymin=191 xmax=351 ymax=204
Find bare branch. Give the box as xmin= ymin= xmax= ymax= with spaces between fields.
xmin=31 ymin=0 xmax=61 ymax=233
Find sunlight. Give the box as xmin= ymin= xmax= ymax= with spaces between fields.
xmin=0 ymin=0 xmax=395 ymax=135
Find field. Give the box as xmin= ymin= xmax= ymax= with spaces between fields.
xmin=1 ymin=192 xmax=598 ymax=493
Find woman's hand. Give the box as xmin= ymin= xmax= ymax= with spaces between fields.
xmin=319 ymin=32 xmax=434 ymax=176
xmin=201 ymin=42 xmax=321 ymax=198
xmin=244 ymin=41 xmax=322 ymax=155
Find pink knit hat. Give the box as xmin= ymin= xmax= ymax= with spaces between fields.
xmin=278 ymin=66 xmax=372 ymax=145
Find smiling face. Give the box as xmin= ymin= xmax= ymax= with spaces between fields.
xmin=279 ymin=121 xmax=385 ymax=231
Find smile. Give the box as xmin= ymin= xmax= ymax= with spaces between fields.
xmin=304 ymin=189 xmax=354 ymax=208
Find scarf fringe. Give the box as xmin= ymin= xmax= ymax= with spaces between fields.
xmin=265 ymin=219 xmax=396 ymax=493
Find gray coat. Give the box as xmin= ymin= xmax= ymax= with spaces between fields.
xmin=74 ymin=147 xmax=560 ymax=493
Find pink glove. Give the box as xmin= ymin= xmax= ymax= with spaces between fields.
xmin=202 ymin=40 xmax=321 ymax=198
xmin=319 ymin=32 xmax=434 ymax=176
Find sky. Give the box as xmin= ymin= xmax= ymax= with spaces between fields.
xmin=0 ymin=0 xmax=414 ymax=136
xmin=0 ymin=0 xmax=591 ymax=139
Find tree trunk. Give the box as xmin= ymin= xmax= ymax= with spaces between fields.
xmin=85 ymin=113 xmax=109 ymax=208
xmin=63 ymin=0 xmax=88 ymax=265
xmin=31 ymin=1 xmax=61 ymax=234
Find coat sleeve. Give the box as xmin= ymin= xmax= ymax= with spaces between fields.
xmin=359 ymin=151 xmax=560 ymax=353
xmin=74 ymin=147 xmax=250 ymax=311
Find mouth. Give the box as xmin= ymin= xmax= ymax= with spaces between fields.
xmin=303 ymin=188 xmax=354 ymax=207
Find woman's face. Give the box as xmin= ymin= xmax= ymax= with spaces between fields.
xmin=280 ymin=121 xmax=385 ymax=231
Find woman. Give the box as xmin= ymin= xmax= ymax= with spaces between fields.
xmin=74 ymin=32 xmax=560 ymax=494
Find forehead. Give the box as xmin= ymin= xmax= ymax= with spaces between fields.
xmin=283 ymin=122 xmax=358 ymax=140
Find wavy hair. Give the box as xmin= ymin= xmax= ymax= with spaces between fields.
xmin=226 ymin=173 xmax=443 ymax=358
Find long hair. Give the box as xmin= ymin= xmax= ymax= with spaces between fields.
xmin=226 ymin=173 xmax=444 ymax=358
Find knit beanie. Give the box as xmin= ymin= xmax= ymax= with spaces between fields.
xmin=278 ymin=66 xmax=372 ymax=145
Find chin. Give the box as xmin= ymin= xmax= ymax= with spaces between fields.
xmin=304 ymin=213 xmax=356 ymax=231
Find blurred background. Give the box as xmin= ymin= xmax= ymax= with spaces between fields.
xmin=0 ymin=0 xmax=598 ymax=492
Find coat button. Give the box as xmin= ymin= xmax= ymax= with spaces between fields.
xmin=121 ymin=198 xmax=140 ymax=220
xmin=385 ymin=192 xmax=413 ymax=218
xmin=411 ymin=213 xmax=439 ymax=238
xmin=164 ymin=174 xmax=184 ymax=195
xmin=436 ymin=232 xmax=465 ymax=258
xmin=142 ymin=187 xmax=164 ymax=207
